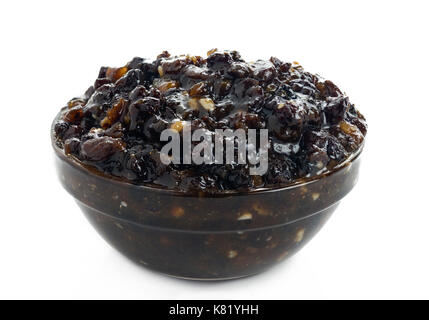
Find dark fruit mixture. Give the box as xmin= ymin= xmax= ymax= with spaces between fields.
xmin=53 ymin=50 xmax=367 ymax=192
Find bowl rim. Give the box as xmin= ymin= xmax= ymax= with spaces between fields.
xmin=51 ymin=110 xmax=364 ymax=197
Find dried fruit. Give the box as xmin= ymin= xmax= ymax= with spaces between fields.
xmin=156 ymin=80 xmax=179 ymax=93
xmin=199 ymin=98 xmax=215 ymax=111
xmin=100 ymin=98 xmax=126 ymax=129
xmin=106 ymin=66 xmax=128 ymax=82
xmin=189 ymin=82 xmax=208 ymax=97
xmin=63 ymin=106 xmax=84 ymax=124
xmin=54 ymin=50 xmax=366 ymax=190
xmin=80 ymin=136 xmax=124 ymax=162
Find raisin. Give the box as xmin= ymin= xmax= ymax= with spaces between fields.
xmin=54 ymin=120 xmax=69 ymax=139
xmin=277 ymin=101 xmax=305 ymax=126
xmin=94 ymin=77 xmax=112 ymax=89
xmin=324 ymin=96 xmax=350 ymax=124
xmin=126 ymin=57 xmax=145 ymax=70
xmin=347 ymin=111 xmax=368 ymax=135
xmin=227 ymin=62 xmax=251 ymax=78
xmin=316 ymin=80 xmax=341 ymax=98
xmin=128 ymin=97 xmax=161 ymax=130
xmin=85 ymin=84 xmax=115 ymax=109
xmin=115 ymin=69 xmax=144 ymax=92
xmin=182 ymin=65 xmax=210 ymax=81
xmin=80 ymin=136 xmax=124 ymax=162
xmin=129 ymin=85 xmax=148 ymax=101
xmin=229 ymin=112 xmax=264 ymax=130
xmin=266 ymin=156 xmax=297 ymax=184
xmin=64 ymin=138 xmax=80 ymax=155
xmin=251 ymin=60 xmax=276 ymax=82
xmin=62 ymin=125 xmax=81 ymax=140
xmin=212 ymin=99 xmax=234 ymax=120
xmin=160 ymin=57 xmax=189 ymax=76
xmin=207 ymin=51 xmax=233 ymax=69
xmin=213 ymin=79 xmax=232 ymax=98
xmin=270 ymin=57 xmax=291 ymax=73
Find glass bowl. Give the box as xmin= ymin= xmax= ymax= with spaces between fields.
xmin=51 ymin=113 xmax=363 ymax=280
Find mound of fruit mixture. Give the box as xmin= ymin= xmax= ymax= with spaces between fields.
xmin=53 ymin=50 xmax=367 ymax=192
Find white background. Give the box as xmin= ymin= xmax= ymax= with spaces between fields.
xmin=1 ymin=0 xmax=428 ymax=299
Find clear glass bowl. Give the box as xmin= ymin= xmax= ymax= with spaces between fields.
xmin=52 ymin=115 xmax=363 ymax=280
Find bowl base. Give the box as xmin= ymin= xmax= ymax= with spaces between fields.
xmin=76 ymin=199 xmax=338 ymax=280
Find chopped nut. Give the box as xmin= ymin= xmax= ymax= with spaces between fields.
xmin=207 ymin=48 xmax=217 ymax=56
xmin=157 ymin=65 xmax=164 ymax=77
xmin=170 ymin=121 xmax=184 ymax=132
xmin=339 ymin=120 xmax=359 ymax=135
xmin=157 ymin=80 xmax=178 ymax=92
xmin=117 ymin=67 xmax=128 ymax=79
xmin=171 ymin=206 xmax=185 ymax=218
xmin=123 ymin=114 xmax=131 ymax=125
xmin=68 ymin=98 xmax=86 ymax=108
xmin=252 ymin=203 xmax=269 ymax=216
xmin=100 ymin=117 xmax=109 ymax=129
xmin=120 ymin=201 xmax=128 ymax=208
xmin=237 ymin=212 xmax=253 ymax=221
xmin=199 ymin=98 xmax=215 ymax=111
xmin=189 ymin=82 xmax=207 ymax=97
xmin=188 ymin=98 xmax=200 ymax=110
xmin=100 ymin=98 xmax=126 ymax=129
xmin=277 ymin=250 xmax=289 ymax=261
xmin=277 ymin=102 xmax=285 ymax=109
xmin=63 ymin=106 xmax=84 ymax=124
xmin=294 ymin=228 xmax=305 ymax=243
xmin=312 ymin=193 xmax=320 ymax=201
xmin=227 ymin=250 xmax=238 ymax=259
xmin=89 ymin=127 xmax=104 ymax=135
